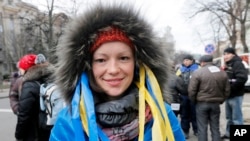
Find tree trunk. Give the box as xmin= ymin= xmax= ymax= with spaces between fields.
xmin=240 ymin=22 xmax=249 ymax=53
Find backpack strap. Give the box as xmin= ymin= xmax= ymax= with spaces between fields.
xmin=34 ymin=81 xmax=40 ymax=86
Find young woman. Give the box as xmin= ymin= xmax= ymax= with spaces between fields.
xmin=15 ymin=54 xmax=54 ymax=141
xmin=50 ymin=4 xmax=185 ymax=141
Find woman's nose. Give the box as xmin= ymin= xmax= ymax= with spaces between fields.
xmin=107 ymin=60 xmax=120 ymax=74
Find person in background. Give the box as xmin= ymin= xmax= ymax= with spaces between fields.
xmin=9 ymin=72 xmax=19 ymax=93
xmin=50 ymin=3 xmax=185 ymax=141
xmin=9 ymin=70 xmax=23 ymax=115
xmin=176 ymin=54 xmax=199 ymax=139
xmin=168 ymin=65 xmax=186 ymax=117
xmin=15 ymin=54 xmax=55 ymax=141
xmin=188 ymin=55 xmax=230 ymax=141
xmin=221 ymin=47 xmax=248 ymax=139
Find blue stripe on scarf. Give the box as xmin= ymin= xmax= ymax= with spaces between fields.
xmin=145 ymin=71 xmax=165 ymax=119
xmin=72 ymin=72 xmax=109 ymax=141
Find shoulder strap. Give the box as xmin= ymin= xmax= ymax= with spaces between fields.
xmin=35 ymin=81 xmax=40 ymax=86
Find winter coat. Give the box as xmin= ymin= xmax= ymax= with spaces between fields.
xmin=51 ymin=4 xmax=184 ymax=141
xmin=15 ymin=63 xmax=54 ymax=141
xmin=176 ymin=63 xmax=199 ymax=95
xmin=9 ymin=76 xmax=23 ymax=115
xmin=224 ymin=55 xmax=248 ymax=98
xmin=168 ymin=73 xmax=186 ymax=103
xmin=188 ymin=63 xmax=230 ymax=103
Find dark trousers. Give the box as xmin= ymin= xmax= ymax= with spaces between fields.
xmin=180 ymin=95 xmax=197 ymax=133
xmin=196 ymin=102 xmax=221 ymax=141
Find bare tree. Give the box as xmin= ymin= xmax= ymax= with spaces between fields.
xmin=18 ymin=0 xmax=69 ymax=64
xmin=3 ymin=31 xmax=31 ymax=73
xmin=186 ymin=0 xmax=250 ymax=53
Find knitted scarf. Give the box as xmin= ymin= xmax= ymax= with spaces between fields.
xmin=101 ymin=106 xmax=152 ymax=141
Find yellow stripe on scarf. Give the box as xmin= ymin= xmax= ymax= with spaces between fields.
xmin=137 ymin=64 xmax=175 ymax=141
xmin=80 ymin=94 xmax=89 ymax=136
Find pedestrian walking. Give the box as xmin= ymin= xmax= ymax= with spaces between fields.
xmin=221 ymin=47 xmax=248 ymax=139
xmin=188 ymin=55 xmax=230 ymax=141
xmin=15 ymin=54 xmax=55 ymax=141
xmin=176 ymin=54 xmax=199 ymax=139
xmin=49 ymin=3 xmax=185 ymax=141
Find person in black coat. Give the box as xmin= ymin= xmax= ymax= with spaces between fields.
xmin=15 ymin=54 xmax=54 ymax=141
xmin=221 ymin=47 xmax=248 ymax=139
xmin=168 ymin=66 xmax=186 ymax=117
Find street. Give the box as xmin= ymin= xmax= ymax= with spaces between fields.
xmin=0 ymin=89 xmax=16 ymax=141
xmin=1 ymin=88 xmax=250 ymax=141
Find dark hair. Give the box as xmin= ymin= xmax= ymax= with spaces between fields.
xmin=13 ymin=72 xmax=19 ymax=78
xmin=183 ymin=54 xmax=194 ymax=61
xmin=224 ymin=47 xmax=236 ymax=55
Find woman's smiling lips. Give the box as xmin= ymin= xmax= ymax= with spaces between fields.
xmin=104 ymin=78 xmax=123 ymax=86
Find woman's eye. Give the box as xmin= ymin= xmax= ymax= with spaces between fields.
xmin=120 ymin=56 xmax=129 ymax=60
xmin=94 ymin=59 xmax=105 ymax=63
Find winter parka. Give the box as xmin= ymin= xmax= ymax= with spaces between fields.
xmin=176 ymin=63 xmax=199 ymax=95
xmin=224 ymin=55 xmax=248 ymax=98
xmin=9 ymin=76 xmax=23 ymax=115
xmin=15 ymin=63 xmax=54 ymax=141
xmin=50 ymin=3 xmax=184 ymax=141
xmin=168 ymin=73 xmax=186 ymax=103
xmin=188 ymin=63 xmax=230 ymax=103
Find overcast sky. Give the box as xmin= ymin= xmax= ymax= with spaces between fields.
xmin=23 ymin=0 xmax=205 ymax=54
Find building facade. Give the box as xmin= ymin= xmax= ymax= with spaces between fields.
xmin=0 ymin=0 xmax=68 ymax=82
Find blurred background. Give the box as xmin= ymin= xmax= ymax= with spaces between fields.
xmin=0 ymin=0 xmax=250 ymax=87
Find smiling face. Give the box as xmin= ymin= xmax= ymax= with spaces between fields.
xmin=92 ymin=41 xmax=135 ymax=98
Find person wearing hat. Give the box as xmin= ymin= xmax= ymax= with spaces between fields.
xmin=15 ymin=54 xmax=55 ymax=141
xmin=221 ymin=47 xmax=248 ymax=139
xmin=188 ymin=55 xmax=230 ymax=141
xmin=49 ymin=3 xmax=185 ymax=141
xmin=176 ymin=54 xmax=199 ymax=139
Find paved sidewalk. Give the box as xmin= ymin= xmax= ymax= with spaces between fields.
xmin=0 ymin=88 xmax=9 ymax=99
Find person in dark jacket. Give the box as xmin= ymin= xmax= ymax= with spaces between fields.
xmin=15 ymin=54 xmax=54 ymax=141
xmin=221 ymin=47 xmax=248 ymax=139
xmin=176 ymin=54 xmax=199 ymax=139
xmin=9 ymin=72 xmax=19 ymax=94
xmin=9 ymin=73 xmax=23 ymax=115
xmin=168 ymin=66 xmax=186 ymax=117
xmin=188 ymin=55 xmax=230 ymax=141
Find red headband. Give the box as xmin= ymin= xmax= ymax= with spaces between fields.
xmin=90 ymin=26 xmax=134 ymax=53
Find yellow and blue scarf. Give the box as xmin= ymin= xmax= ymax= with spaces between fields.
xmin=79 ymin=64 xmax=175 ymax=141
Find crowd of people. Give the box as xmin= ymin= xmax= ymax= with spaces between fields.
xmin=7 ymin=2 xmax=249 ymax=141
xmin=168 ymin=47 xmax=248 ymax=140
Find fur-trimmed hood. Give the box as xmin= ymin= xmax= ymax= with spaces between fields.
xmin=23 ymin=63 xmax=55 ymax=83
xmin=55 ymin=4 xmax=171 ymax=104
